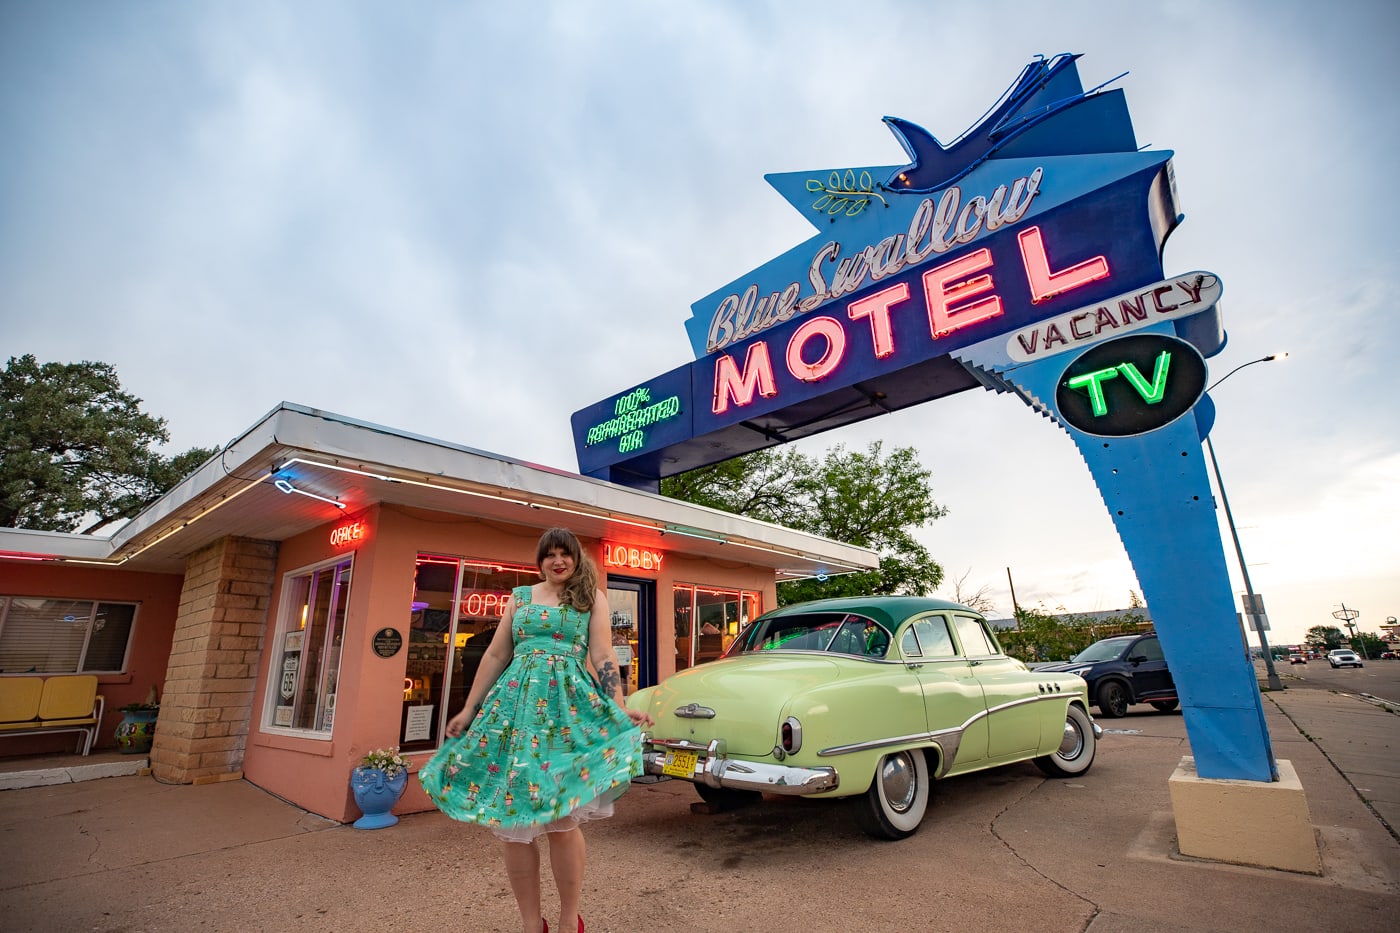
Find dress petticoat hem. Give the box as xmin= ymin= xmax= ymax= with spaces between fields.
xmin=489 ymin=789 xmax=617 ymax=844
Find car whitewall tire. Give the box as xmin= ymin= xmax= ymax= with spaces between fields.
xmin=855 ymin=749 xmax=929 ymax=840
xmin=1035 ymin=704 xmax=1098 ymax=778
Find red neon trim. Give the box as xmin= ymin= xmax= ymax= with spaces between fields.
xmin=785 ymin=316 xmax=846 ymax=383
xmin=848 ymin=282 xmax=909 ymax=359
xmin=712 ymin=341 xmax=777 ymax=414
xmin=1018 ymin=225 xmax=1110 ymax=303
xmin=0 ymin=551 xmax=55 ymax=561
xmin=923 ymin=248 xmax=1002 ymax=338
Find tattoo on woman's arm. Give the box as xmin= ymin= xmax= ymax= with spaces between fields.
xmin=597 ymin=659 xmax=621 ymax=699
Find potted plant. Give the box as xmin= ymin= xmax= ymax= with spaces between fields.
xmin=114 ymin=701 xmax=159 ymax=755
xmin=350 ymin=747 xmax=410 ymax=829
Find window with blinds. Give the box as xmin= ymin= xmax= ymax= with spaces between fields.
xmin=0 ymin=596 xmax=137 ymax=674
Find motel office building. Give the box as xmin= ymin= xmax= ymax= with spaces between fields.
xmin=0 ymin=403 xmax=875 ymax=822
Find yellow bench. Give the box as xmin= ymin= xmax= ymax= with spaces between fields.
xmin=0 ymin=675 xmax=105 ymax=755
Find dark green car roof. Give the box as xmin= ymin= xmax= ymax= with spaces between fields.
xmin=763 ymin=595 xmax=978 ymax=630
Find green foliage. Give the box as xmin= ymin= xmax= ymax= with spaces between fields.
xmin=1304 ymin=625 xmax=1347 ymax=652
xmin=0 ymin=355 xmax=219 ymax=533
xmin=997 ymin=605 xmax=1149 ymax=663
xmin=661 ymin=442 xmax=947 ymax=605
xmin=1351 ymin=632 xmax=1386 ymax=658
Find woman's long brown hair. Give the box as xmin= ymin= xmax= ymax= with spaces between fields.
xmin=535 ymin=527 xmax=597 ymax=612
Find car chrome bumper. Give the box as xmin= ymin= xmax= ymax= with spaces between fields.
xmin=641 ymin=737 xmax=839 ymax=795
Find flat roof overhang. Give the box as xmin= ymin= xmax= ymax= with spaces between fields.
xmin=0 ymin=402 xmax=879 ymax=580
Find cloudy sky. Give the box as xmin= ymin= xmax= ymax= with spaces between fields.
xmin=2 ymin=0 xmax=1395 ymax=647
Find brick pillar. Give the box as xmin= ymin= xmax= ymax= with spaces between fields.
xmin=151 ymin=536 xmax=277 ymax=784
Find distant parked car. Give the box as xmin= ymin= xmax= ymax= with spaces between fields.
xmin=1327 ymin=649 xmax=1364 ymax=669
xmin=1036 ymin=632 xmax=1177 ymax=718
xmin=1379 ymin=651 xmax=1398 ymax=660
xmin=1289 ymin=654 xmax=1307 ymax=665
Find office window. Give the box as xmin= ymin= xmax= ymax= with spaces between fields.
xmin=265 ymin=557 xmax=352 ymax=734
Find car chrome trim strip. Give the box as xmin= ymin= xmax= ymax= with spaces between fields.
xmin=815 ymin=692 xmax=1081 ymax=776
xmin=673 ymin=703 xmax=716 ymax=719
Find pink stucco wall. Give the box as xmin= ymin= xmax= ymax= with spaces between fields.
xmin=240 ymin=507 xmax=776 ymax=823
xmin=0 ymin=562 xmax=182 ymax=755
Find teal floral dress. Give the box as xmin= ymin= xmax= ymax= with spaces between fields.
xmin=418 ymin=586 xmax=643 ymax=841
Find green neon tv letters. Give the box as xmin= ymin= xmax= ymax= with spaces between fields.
xmin=1067 ymin=351 xmax=1173 ymax=417
xmin=1066 ymin=366 xmax=1121 ymax=416
xmin=1116 ymin=351 xmax=1171 ymax=405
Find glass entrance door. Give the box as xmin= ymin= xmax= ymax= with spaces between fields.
xmin=605 ymin=577 xmax=654 ymax=695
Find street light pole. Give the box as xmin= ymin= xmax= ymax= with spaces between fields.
xmin=1204 ymin=353 xmax=1288 ymax=691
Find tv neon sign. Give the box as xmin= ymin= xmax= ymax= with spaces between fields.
xmin=329 ymin=520 xmax=367 ymax=548
xmin=712 ymin=224 xmax=1110 ymax=414
xmin=584 ymin=386 xmax=682 ymax=454
xmin=603 ymin=543 xmax=664 ymax=573
xmin=1055 ymin=334 xmax=1206 ymax=437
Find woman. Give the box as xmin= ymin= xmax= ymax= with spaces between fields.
xmin=419 ymin=528 xmax=653 ymax=933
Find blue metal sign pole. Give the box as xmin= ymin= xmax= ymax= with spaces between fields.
xmin=959 ymin=321 xmax=1278 ymax=782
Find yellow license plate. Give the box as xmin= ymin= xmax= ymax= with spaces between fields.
xmin=661 ymin=749 xmax=699 ymax=778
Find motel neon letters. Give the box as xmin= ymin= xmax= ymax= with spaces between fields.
xmin=712 ymin=225 xmax=1111 ymax=414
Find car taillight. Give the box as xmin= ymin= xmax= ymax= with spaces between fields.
xmin=781 ymin=716 xmax=802 ymax=755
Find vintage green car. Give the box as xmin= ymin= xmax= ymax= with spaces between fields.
xmin=626 ymin=596 xmax=1099 ymax=839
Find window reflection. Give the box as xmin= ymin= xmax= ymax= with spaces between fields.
xmin=405 ymin=555 xmax=538 ymax=752
xmin=672 ymin=583 xmax=762 ymax=671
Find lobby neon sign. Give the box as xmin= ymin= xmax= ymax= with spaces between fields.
xmin=603 ymin=543 xmax=664 ymax=573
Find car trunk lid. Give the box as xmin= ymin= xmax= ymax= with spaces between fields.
xmin=640 ymin=655 xmax=841 ymax=757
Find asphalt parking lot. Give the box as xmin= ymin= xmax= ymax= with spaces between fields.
xmin=1 ymin=676 xmax=1397 ymax=933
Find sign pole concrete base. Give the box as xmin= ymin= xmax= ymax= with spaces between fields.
xmin=1168 ymin=756 xmax=1320 ymax=874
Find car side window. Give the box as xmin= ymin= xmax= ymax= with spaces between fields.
xmin=909 ymin=616 xmax=957 ymax=658
xmin=1137 ymin=637 xmax=1164 ymax=662
xmin=952 ymin=615 xmax=998 ymax=657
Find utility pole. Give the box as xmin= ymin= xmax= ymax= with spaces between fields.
xmin=1007 ymin=567 xmax=1021 ymax=630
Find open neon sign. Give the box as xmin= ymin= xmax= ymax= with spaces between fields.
xmin=460 ymin=591 xmax=511 ymax=617
xmin=711 ymin=226 xmax=1110 ymax=414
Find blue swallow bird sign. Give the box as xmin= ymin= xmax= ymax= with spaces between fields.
xmin=572 ymin=53 xmax=1277 ymax=783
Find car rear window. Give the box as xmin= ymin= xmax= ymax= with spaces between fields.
xmin=731 ymin=612 xmax=891 ymax=658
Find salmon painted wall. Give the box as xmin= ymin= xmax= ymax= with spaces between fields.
xmin=0 ymin=561 xmax=182 ymax=754
xmin=240 ymin=506 xmax=779 ymax=823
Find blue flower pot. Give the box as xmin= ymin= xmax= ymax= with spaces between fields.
xmin=350 ymin=767 xmax=408 ymax=829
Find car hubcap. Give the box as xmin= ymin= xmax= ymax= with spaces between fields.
xmin=880 ymin=754 xmax=916 ymax=812
xmin=1057 ymin=719 xmax=1083 ymax=758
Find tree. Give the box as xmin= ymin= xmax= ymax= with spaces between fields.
xmin=0 ymin=355 xmax=219 ymax=533
xmin=997 ymin=605 xmax=1146 ymax=663
xmin=661 ymin=441 xmax=947 ymax=604
xmin=947 ymin=568 xmax=998 ymax=616
xmin=1304 ymin=625 xmax=1346 ymax=652
xmin=1350 ymin=632 xmax=1385 ymax=659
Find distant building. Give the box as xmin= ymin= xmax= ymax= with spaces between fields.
xmin=988 ymin=607 xmax=1153 ymax=633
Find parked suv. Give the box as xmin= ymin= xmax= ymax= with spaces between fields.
xmin=1037 ymin=632 xmax=1178 ymax=718
xmin=1327 ymin=649 xmax=1364 ymax=669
